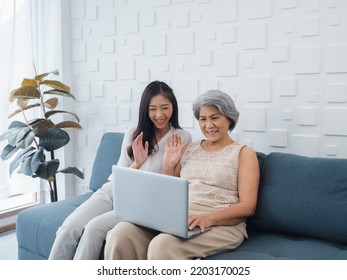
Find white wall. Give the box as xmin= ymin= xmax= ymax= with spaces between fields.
xmin=67 ymin=0 xmax=347 ymax=194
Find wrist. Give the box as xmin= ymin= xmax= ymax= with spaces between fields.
xmin=130 ymin=162 xmax=141 ymax=169
xmin=163 ymin=165 xmax=175 ymax=176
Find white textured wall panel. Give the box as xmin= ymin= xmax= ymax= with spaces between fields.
xmin=242 ymin=107 xmax=267 ymax=132
xmin=149 ymin=33 xmax=167 ymax=56
xmin=297 ymin=107 xmax=318 ymax=126
xmin=271 ymin=43 xmax=289 ymax=62
xmin=220 ymin=26 xmax=237 ymax=44
xmin=215 ymin=51 xmax=238 ymax=76
xmin=215 ymin=0 xmax=237 ymax=23
xmin=293 ymin=46 xmax=321 ymax=74
xmin=292 ymin=135 xmax=319 ymax=157
xmin=243 ymin=23 xmax=267 ymax=50
xmin=66 ymin=0 xmax=347 ymax=194
xmin=269 ymin=129 xmax=288 ymax=147
xmin=122 ymin=12 xmax=139 ymax=34
xmin=280 ymin=0 xmax=298 ymax=10
xmin=71 ymin=0 xmax=85 ymax=19
xmin=247 ymin=0 xmax=272 ymax=19
xmin=99 ymin=15 xmax=116 ymax=36
xmin=72 ymin=41 xmax=86 ymax=62
xmin=197 ymin=49 xmax=212 ymax=66
xmin=299 ymin=16 xmax=320 ymax=37
xmin=247 ymin=76 xmax=272 ymax=102
xmin=323 ymin=108 xmax=347 ymax=136
xmin=174 ymin=30 xmax=195 ymax=54
xmin=326 ymin=83 xmax=347 ymax=103
xmin=278 ymin=78 xmax=297 ymax=97
xmin=118 ymin=59 xmax=135 ymax=80
xmin=101 ymin=106 xmax=117 ymax=125
xmin=177 ymin=78 xmax=199 ymax=102
xmin=75 ymin=82 xmax=90 ymax=102
xmin=179 ymin=105 xmax=195 ymax=128
xmin=100 ymin=60 xmax=117 ymax=81
xmin=325 ymin=45 xmax=347 ymax=73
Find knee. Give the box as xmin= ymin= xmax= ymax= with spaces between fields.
xmin=83 ymin=218 xmax=103 ymax=238
xmin=56 ymin=218 xmax=79 ymax=237
xmin=106 ymin=222 xmax=130 ymax=245
xmin=105 ymin=222 xmax=133 ymax=257
xmin=147 ymin=234 xmax=178 ymax=260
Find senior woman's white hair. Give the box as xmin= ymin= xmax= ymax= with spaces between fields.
xmin=192 ymin=90 xmax=239 ymax=131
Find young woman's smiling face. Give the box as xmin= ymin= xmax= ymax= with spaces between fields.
xmin=148 ymin=93 xmax=173 ymax=131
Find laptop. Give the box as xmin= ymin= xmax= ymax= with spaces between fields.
xmin=112 ymin=165 xmax=210 ymax=238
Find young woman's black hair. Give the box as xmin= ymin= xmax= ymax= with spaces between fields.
xmin=127 ymin=81 xmax=182 ymax=160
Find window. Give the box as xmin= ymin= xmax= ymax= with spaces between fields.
xmin=0 ymin=0 xmax=64 ymax=223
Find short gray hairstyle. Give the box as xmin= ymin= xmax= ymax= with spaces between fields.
xmin=192 ymin=90 xmax=239 ymax=131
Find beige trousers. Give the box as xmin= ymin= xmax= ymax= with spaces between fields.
xmin=105 ymin=203 xmax=247 ymax=260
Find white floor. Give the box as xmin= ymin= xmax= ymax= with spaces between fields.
xmin=0 ymin=230 xmax=18 ymax=260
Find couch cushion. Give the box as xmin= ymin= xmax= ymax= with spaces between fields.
xmin=248 ymin=152 xmax=347 ymax=245
xmin=17 ymin=192 xmax=92 ymax=259
xmin=206 ymin=232 xmax=347 ymax=260
xmin=89 ymin=132 xmax=124 ymax=192
xmin=256 ymin=151 xmax=267 ymax=173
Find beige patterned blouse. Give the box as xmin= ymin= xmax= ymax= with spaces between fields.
xmin=180 ymin=141 xmax=245 ymax=209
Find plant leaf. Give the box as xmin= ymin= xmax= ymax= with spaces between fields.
xmin=0 ymin=125 xmax=28 ymax=144
xmin=45 ymin=110 xmax=80 ymax=122
xmin=0 ymin=127 xmax=29 ymax=146
xmin=39 ymin=128 xmax=70 ymax=151
xmin=15 ymin=127 xmax=31 ymax=148
xmin=24 ymin=129 xmax=37 ymax=148
xmin=58 ymin=167 xmax=84 ymax=179
xmin=0 ymin=127 xmax=19 ymax=142
xmin=9 ymin=147 xmax=36 ymax=176
xmin=8 ymin=121 xmax=27 ymax=129
xmin=17 ymin=98 xmax=30 ymax=108
xmin=44 ymin=97 xmax=58 ymax=109
xmin=1 ymin=144 xmax=19 ymax=160
xmin=41 ymin=80 xmax=70 ymax=92
xmin=34 ymin=159 xmax=60 ymax=179
xmin=20 ymin=153 xmax=36 ymax=176
xmin=8 ymin=103 xmax=41 ymax=118
xmin=30 ymin=119 xmax=55 ymax=136
xmin=9 ymin=86 xmax=41 ymax=102
xmin=21 ymin=78 xmax=38 ymax=87
xmin=35 ymin=72 xmax=50 ymax=82
xmin=31 ymin=148 xmax=44 ymax=175
xmin=46 ymin=159 xmax=60 ymax=178
xmin=44 ymin=89 xmax=76 ymax=100
xmin=55 ymin=121 xmax=82 ymax=130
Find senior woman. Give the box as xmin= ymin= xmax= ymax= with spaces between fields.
xmin=104 ymin=90 xmax=260 ymax=260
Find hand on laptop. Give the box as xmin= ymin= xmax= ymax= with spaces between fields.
xmin=188 ymin=213 xmax=212 ymax=233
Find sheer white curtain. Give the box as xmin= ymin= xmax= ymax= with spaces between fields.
xmin=0 ymin=0 xmax=63 ymax=207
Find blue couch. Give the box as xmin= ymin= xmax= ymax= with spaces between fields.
xmin=16 ymin=132 xmax=347 ymax=260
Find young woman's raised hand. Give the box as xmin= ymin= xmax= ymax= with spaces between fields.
xmin=131 ymin=132 xmax=149 ymax=169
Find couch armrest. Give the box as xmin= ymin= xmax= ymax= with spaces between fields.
xmin=89 ymin=132 xmax=124 ymax=192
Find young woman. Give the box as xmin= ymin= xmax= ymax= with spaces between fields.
xmin=48 ymin=81 xmax=191 ymax=259
xmin=104 ymin=90 xmax=259 ymax=260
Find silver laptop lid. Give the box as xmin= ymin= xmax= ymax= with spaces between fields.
xmin=112 ymin=165 xmax=190 ymax=238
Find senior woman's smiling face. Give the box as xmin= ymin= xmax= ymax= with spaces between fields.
xmin=198 ymin=106 xmax=231 ymax=144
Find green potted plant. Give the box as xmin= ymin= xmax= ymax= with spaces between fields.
xmin=0 ymin=68 xmax=84 ymax=202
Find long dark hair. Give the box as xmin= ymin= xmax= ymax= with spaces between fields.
xmin=127 ymin=81 xmax=182 ymax=160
